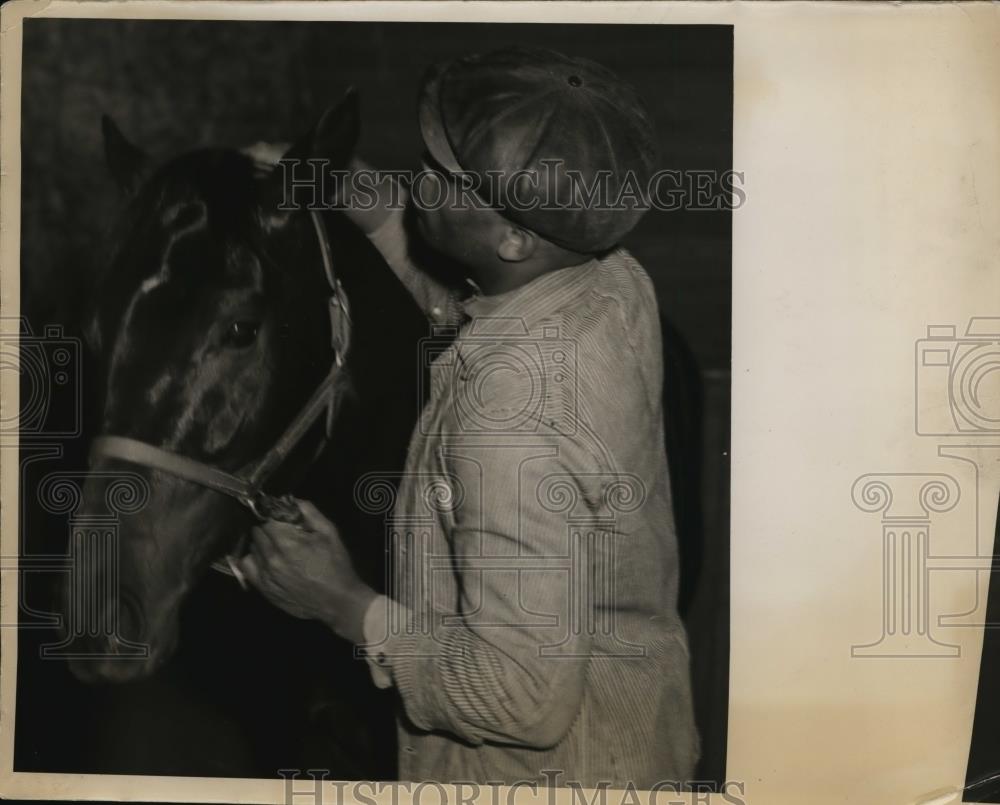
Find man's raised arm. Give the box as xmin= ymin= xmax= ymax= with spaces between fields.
xmin=343 ymin=157 xmax=462 ymax=325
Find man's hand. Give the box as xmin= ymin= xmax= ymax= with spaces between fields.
xmin=238 ymin=499 xmax=377 ymax=644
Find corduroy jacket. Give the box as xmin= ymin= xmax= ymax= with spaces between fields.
xmin=358 ymin=202 xmax=699 ymax=789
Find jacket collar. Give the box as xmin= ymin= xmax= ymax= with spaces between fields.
xmin=460 ymin=258 xmax=597 ymax=334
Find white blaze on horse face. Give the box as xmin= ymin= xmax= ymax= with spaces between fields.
xmin=161 ymin=201 xmax=208 ymax=246
xmin=135 ymin=202 xmax=210 ymax=296
xmin=138 ymin=274 xmax=165 ymax=296
xmin=116 ymin=202 xmax=209 ymax=325
xmin=107 ymin=201 xmax=210 ymax=424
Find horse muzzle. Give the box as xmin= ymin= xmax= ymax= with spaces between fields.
xmin=65 ymin=589 xmax=179 ymax=684
xmin=63 ymin=474 xmax=186 ymax=684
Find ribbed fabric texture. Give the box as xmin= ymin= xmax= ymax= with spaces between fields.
xmin=364 ymin=206 xmax=699 ymax=788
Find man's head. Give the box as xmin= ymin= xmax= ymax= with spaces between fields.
xmin=412 ymin=47 xmax=658 ymax=294
xmin=411 ymin=150 xmax=592 ymax=295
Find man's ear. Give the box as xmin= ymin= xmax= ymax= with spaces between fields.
xmin=496 ymin=225 xmax=538 ymax=263
xmin=101 ymin=114 xmax=148 ymax=196
xmin=264 ymin=88 xmax=360 ymax=211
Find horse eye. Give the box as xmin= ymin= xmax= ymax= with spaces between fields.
xmin=226 ymin=320 xmax=260 ymax=348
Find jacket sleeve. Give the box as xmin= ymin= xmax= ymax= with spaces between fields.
xmin=365 ymin=187 xmax=464 ymax=326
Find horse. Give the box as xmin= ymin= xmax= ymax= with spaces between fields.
xmin=60 ymin=92 xmax=428 ymax=778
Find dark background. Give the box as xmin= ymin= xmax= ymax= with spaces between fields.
xmin=20 ymin=19 xmax=731 ymax=371
xmin=16 ymin=18 xmax=732 ymax=788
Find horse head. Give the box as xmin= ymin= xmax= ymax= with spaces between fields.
xmin=67 ymin=94 xmax=359 ymax=683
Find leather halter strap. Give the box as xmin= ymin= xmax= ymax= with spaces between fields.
xmin=89 ymin=355 xmax=342 ymax=512
xmin=89 ymin=205 xmax=349 ymax=561
xmin=91 ymin=435 xmax=257 ymax=502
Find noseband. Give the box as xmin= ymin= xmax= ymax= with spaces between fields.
xmin=89 ymin=205 xmax=349 ymax=585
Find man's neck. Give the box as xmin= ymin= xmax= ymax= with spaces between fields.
xmin=470 ymin=254 xmax=592 ymax=296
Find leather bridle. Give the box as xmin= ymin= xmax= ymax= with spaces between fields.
xmin=89 ymin=206 xmax=350 ymax=586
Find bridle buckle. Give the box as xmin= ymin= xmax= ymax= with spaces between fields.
xmin=242 ymin=491 xmax=305 ymax=525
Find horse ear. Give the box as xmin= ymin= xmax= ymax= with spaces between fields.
xmin=101 ymin=114 xmax=148 ymax=195
xmin=308 ymin=87 xmax=361 ymax=169
xmin=264 ymin=89 xmax=360 ymax=211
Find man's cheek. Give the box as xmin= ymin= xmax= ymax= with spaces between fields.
xmin=414 ymin=209 xmax=435 ymax=239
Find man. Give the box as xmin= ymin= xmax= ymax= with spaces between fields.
xmin=240 ymin=47 xmax=699 ymax=789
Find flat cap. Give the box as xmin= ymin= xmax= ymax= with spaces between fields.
xmin=419 ymin=47 xmax=658 ymax=253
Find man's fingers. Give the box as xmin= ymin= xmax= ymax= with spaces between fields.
xmin=250 ymin=524 xmax=280 ymax=560
xmin=295 ymin=499 xmax=336 ymax=535
xmin=250 ymin=523 xmax=302 ymax=567
xmin=252 ymin=518 xmax=307 ymax=556
xmin=238 ymin=553 xmax=261 ymax=588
